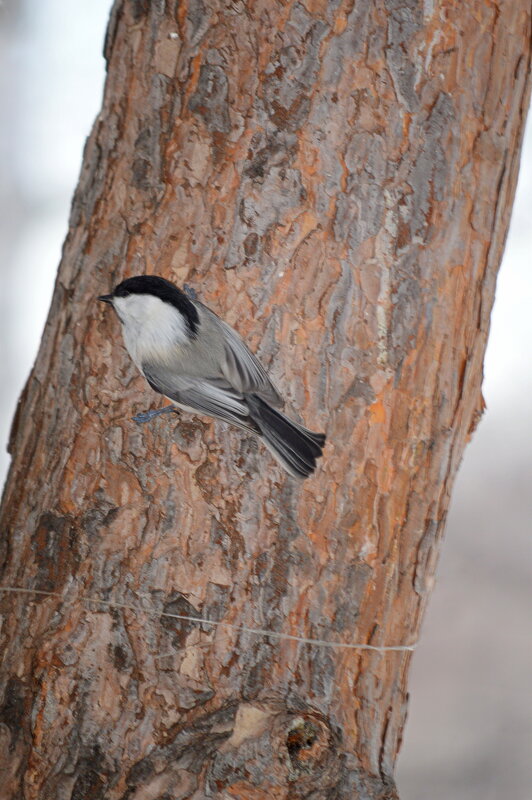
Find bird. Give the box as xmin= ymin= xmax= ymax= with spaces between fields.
xmin=98 ymin=275 xmax=325 ymax=478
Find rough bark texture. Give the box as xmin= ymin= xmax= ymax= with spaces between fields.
xmin=0 ymin=1 xmax=530 ymax=798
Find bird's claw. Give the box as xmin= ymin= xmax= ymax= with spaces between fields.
xmin=132 ymin=406 xmax=177 ymax=424
xmin=183 ymin=283 xmax=198 ymax=300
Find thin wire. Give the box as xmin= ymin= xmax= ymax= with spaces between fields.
xmin=0 ymin=586 xmax=416 ymax=653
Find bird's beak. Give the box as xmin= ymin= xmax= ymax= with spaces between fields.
xmin=98 ymin=294 xmax=113 ymax=305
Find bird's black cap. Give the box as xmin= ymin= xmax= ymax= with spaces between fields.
xmin=99 ymin=275 xmax=200 ymax=336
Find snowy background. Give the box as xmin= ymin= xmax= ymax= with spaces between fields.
xmin=1 ymin=2 xmax=530 ymax=797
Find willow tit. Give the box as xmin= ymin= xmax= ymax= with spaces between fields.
xmin=98 ymin=275 xmax=325 ymax=478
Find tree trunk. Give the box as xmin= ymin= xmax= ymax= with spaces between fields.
xmin=1 ymin=1 xmax=530 ymax=798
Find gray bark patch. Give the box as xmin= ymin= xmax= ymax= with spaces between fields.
xmin=407 ymin=92 xmax=454 ymax=240
xmin=162 ymin=594 xmax=203 ymax=647
xmin=186 ymin=0 xmax=210 ymax=47
xmin=390 ymin=274 xmax=422 ymax=371
xmin=189 ymin=64 xmax=231 ymax=134
xmin=261 ymin=4 xmax=329 ymax=132
xmin=386 ymin=0 xmax=423 ymax=111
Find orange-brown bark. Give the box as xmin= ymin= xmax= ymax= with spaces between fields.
xmin=0 ymin=1 xmax=530 ymax=798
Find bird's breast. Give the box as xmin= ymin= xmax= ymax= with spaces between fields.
xmin=122 ymin=311 xmax=190 ymax=372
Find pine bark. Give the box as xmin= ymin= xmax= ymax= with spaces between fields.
xmin=1 ymin=1 xmax=530 ymax=798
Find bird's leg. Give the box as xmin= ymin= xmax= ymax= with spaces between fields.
xmin=132 ymin=406 xmax=178 ymax=424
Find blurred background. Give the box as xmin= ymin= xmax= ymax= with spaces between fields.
xmin=0 ymin=2 xmax=530 ymax=797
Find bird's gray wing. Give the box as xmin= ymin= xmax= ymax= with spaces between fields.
xmin=198 ymin=305 xmax=282 ymax=407
xmin=142 ymin=363 xmax=259 ymax=433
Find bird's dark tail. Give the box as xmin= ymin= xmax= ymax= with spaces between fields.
xmin=247 ymin=394 xmax=326 ymax=479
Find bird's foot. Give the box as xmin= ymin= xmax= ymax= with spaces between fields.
xmin=183 ymin=283 xmax=198 ymax=300
xmin=132 ymin=406 xmax=177 ymax=424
